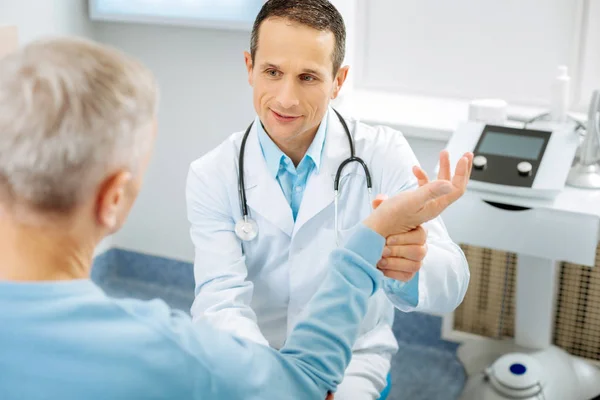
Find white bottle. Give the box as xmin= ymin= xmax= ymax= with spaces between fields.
xmin=550 ymin=65 xmax=570 ymax=123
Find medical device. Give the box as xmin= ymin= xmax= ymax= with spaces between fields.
xmin=567 ymin=89 xmax=600 ymax=189
xmin=442 ymin=91 xmax=600 ymax=400
xmin=235 ymin=109 xmax=372 ymax=243
xmin=444 ymin=119 xmax=580 ymax=200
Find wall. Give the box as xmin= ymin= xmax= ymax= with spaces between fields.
xmin=91 ymin=21 xmax=256 ymax=261
xmin=0 ymin=0 xmax=93 ymax=42
xmin=359 ymin=0 xmax=582 ymax=107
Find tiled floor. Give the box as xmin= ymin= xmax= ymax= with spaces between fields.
xmin=92 ymin=249 xmax=467 ymax=400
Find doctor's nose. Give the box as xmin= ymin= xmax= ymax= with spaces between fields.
xmin=275 ymin=80 xmax=300 ymax=110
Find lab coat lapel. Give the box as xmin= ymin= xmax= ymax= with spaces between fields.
xmin=243 ymin=120 xmax=294 ymax=237
xmin=293 ymin=111 xmax=352 ymax=236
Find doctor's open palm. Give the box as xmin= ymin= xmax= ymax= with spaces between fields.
xmin=364 ymin=151 xmax=473 ymax=238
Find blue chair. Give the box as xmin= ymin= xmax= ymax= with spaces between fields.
xmin=379 ymin=372 xmax=392 ymax=400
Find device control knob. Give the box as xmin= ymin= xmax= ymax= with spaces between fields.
xmin=473 ymin=155 xmax=487 ymax=170
xmin=517 ymin=161 xmax=532 ymax=176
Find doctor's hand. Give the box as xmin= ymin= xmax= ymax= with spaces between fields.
xmin=372 ymin=195 xmax=427 ymax=282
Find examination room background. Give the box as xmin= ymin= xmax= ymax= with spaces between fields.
xmin=2 ymin=1 xmax=599 ymax=399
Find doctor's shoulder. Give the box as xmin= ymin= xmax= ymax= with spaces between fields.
xmin=186 ymin=129 xmax=243 ymax=210
xmin=188 ymin=130 xmax=244 ymax=179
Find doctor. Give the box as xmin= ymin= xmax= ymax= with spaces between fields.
xmin=186 ymin=0 xmax=472 ymax=398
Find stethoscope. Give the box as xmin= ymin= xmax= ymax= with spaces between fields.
xmin=235 ymin=108 xmax=372 ymax=245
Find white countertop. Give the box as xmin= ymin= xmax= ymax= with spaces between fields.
xmin=335 ymin=89 xmax=587 ymax=142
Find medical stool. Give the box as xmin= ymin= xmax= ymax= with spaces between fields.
xmin=379 ymin=373 xmax=392 ymax=400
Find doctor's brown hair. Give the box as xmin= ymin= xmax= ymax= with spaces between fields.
xmin=250 ymin=0 xmax=346 ymax=78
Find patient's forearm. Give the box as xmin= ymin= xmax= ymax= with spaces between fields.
xmin=187 ymin=224 xmax=384 ymax=399
xmin=279 ymin=224 xmax=385 ymax=395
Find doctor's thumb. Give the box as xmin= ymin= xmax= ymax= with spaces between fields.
xmin=372 ymin=194 xmax=389 ymax=209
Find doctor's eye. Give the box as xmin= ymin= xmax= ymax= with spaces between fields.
xmin=265 ymin=69 xmax=281 ymax=78
xmin=299 ymin=74 xmax=316 ymax=82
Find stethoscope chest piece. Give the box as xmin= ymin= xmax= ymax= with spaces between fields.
xmin=235 ymin=216 xmax=258 ymax=241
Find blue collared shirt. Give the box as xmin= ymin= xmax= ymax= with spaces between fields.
xmin=256 ymin=110 xmax=419 ymax=306
xmin=257 ymin=113 xmax=327 ymax=221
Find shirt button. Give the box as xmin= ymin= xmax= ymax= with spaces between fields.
xmin=295 ymin=186 xmax=303 ymax=192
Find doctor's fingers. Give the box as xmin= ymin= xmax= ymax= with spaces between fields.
xmin=379 ymin=267 xmax=418 ymax=283
xmin=378 ymin=255 xmax=423 ymax=273
xmin=383 ymin=243 xmax=427 ymax=262
xmin=387 ymin=226 xmax=427 ymax=246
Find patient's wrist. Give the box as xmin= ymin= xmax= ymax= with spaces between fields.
xmin=362 ymin=215 xmax=388 ymax=238
xmin=343 ymin=224 xmax=386 ymax=267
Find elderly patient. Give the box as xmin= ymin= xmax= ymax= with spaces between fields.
xmin=0 ymin=37 xmax=469 ymax=400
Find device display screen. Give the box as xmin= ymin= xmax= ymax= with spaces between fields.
xmin=477 ymin=131 xmax=546 ymax=160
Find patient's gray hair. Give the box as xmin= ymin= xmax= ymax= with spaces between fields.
xmin=0 ymin=36 xmax=158 ymax=214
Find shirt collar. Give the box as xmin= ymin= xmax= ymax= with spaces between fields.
xmin=256 ymin=109 xmax=328 ymax=178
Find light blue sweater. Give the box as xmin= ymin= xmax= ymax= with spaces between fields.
xmin=0 ymin=224 xmax=385 ymax=399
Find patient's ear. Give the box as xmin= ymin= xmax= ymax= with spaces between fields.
xmin=95 ymin=170 xmax=133 ymax=233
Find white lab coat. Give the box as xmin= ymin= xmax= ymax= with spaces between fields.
xmin=186 ymin=109 xmax=469 ymax=393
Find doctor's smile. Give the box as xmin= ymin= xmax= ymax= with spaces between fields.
xmin=270 ymin=108 xmax=302 ymax=123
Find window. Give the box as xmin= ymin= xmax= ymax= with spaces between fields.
xmin=88 ymin=0 xmax=265 ymax=30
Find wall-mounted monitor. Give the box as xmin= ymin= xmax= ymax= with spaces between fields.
xmin=89 ymin=0 xmax=266 ymax=31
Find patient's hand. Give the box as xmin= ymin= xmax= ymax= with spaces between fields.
xmin=364 ymin=150 xmax=472 ymax=239
xmin=411 ymin=150 xmax=473 ymax=208
xmin=326 ymin=393 xmax=333 ymax=400
xmin=363 ymin=181 xmax=451 ymax=238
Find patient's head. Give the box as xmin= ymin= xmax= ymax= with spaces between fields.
xmin=0 ymin=37 xmax=158 ymax=277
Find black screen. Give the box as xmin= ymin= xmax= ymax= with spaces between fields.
xmin=477 ymin=132 xmax=545 ymax=160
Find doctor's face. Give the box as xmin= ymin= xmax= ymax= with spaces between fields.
xmin=244 ymin=18 xmax=348 ymax=144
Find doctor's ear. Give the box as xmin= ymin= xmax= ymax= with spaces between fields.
xmin=331 ymin=65 xmax=349 ymax=99
xmin=244 ymin=51 xmax=254 ymax=86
